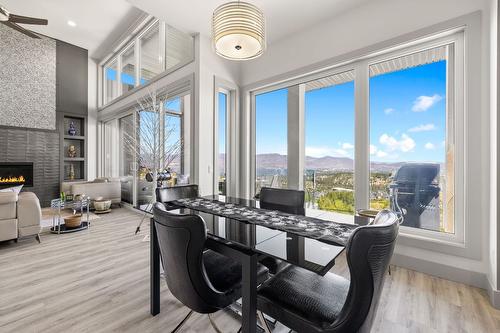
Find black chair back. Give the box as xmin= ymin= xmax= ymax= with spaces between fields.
xmin=153 ymin=202 xmax=238 ymax=313
xmin=156 ymin=184 xmax=198 ymax=204
xmin=331 ymin=210 xmax=399 ymax=333
xmin=259 ymin=187 xmax=305 ymax=216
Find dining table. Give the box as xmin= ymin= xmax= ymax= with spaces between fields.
xmin=150 ymin=195 xmax=372 ymax=333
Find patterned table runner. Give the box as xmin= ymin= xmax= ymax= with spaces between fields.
xmin=172 ymin=197 xmax=359 ymax=246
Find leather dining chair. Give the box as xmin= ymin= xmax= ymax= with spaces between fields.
xmin=259 ymin=187 xmax=306 ymax=216
xmin=256 ymin=209 xmax=399 ymax=333
xmin=153 ymin=202 xmax=270 ymax=332
xmin=155 ymin=184 xmax=199 ymax=209
xmin=258 ymin=187 xmax=306 ymax=274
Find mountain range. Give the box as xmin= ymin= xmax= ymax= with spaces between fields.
xmin=220 ymin=153 xmax=406 ymax=173
xmin=256 ymin=153 xmax=406 ymax=172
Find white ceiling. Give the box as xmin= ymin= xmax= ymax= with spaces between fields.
xmin=126 ymin=0 xmax=372 ymax=44
xmin=0 ymin=0 xmax=144 ymax=58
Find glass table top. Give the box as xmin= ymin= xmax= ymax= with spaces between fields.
xmin=166 ymin=195 xmax=372 ymax=275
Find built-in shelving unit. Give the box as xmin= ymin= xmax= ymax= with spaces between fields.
xmin=59 ymin=114 xmax=87 ymax=183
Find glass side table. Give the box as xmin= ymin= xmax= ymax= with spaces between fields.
xmin=50 ymin=197 xmax=91 ymax=234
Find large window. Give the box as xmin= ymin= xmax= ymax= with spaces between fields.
xmin=304 ymin=71 xmax=355 ymax=216
xmin=166 ymin=26 xmax=195 ymax=70
xmin=140 ymin=22 xmax=162 ymax=84
xmin=121 ymin=45 xmax=136 ymax=93
xmin=369 ymin=46 xmax=453 ymax=233
xmin=251 ymin=33 xmax=463 ymax=240
xmin=100 ymin=19 xmax=194 ymax=106
xmin=217 ymin=92 xmax=228 ymax=195
xmin=164 ymin=97 xmax=183 ymax=174
xmin=119 ymin=114 xmax=135 ymax=204
xmin=255 ymin=88 xmax=288 ymax=194
xmin=104 ymin=59 xmax=118 ymax=104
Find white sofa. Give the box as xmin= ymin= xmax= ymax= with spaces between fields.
xmin=0 ymin=192 xmax=42 ymax=243
xmin=61 ymin=178 xmax=121 ymax=204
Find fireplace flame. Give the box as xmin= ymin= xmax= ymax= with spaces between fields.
xmin=0 ymin=175 xmax=26 ymax=184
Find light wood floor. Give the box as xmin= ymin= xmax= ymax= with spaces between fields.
xmin=1 ymin=208 xmax=499 ymax=333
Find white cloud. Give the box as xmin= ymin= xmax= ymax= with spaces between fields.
xmin=306 ymin=146 xmax=349 ymax=158
xmin=341 ymin=142 xmax=354 ymax=149
xmin=412 ymin=94 xmax=443 ymax=112
xmin=408 ymin=123 xmax=436 ymax=132
xmin=384 ymin=108 xmax=395 ymax=115
xmin=370 ymin=144 xmax=378 ymax=155
xmin=379 ymin=133 xmax=416 ymax=152
xmin=376 ymin=151 xmax=388 ymax=158
xmin=425 ymin=142 xmax=435 ymax=150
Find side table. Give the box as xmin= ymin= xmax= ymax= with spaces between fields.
xmin=50 ymin=197 xmax=91 ymax=234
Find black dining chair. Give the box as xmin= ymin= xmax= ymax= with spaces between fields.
xmin=256 ymin=209 xmax=399 ymax=333
xmin=153 ymin=202 xmax=270 ymax=332
xmin=258 ymin=187 xmax=306 ymax=274
xmin=259 ymin=187 xmax=306 ymax=216
xmin=156 ymin=184 xmax=199 ymax=209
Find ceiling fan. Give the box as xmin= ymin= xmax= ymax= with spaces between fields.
xmin=0 ymin=4 xmax=48 ymax=39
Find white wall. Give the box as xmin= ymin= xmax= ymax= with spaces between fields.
xmin=194 ymin=34 xmax=240 ymax=195
xmin=241 ymin=0 xmax=488 ymax=86
xmin=238 ymin=0 xmax=495 ymax=296
xmin=88 ymin=58 xmax=98 ymax=180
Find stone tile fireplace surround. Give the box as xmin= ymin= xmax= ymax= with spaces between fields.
xmin=0 ymin=127 xmax=59 ymax=207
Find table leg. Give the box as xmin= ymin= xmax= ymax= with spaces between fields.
xmin=241 ymin=253 xmax=258 ymax=333
xmin=58 ymin=206 xmax=61 ymax=234
xmin=150 ymin=217 xmax=160 ymax=316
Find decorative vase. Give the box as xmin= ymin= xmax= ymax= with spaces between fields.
xmin=68 ymin=121 xmax=76 ymax=136
xmin=69 ymin=164 xmax=75 ymax=180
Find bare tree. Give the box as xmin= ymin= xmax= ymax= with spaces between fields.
xmin=122 ymin=89 xmax=183 ymax=204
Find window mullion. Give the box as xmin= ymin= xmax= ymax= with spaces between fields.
xmin=354 ymin=61 xmax=370 ymax=211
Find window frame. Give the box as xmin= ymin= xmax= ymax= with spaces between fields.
xmin=214 ymin=88 xmax=229 ymax=196
xmin=98 ymin=18 xmax=195 ymax=108
xmin=214 ymin=78 xmax=238 ymax=197
xmin=249 ymin=30 xmax=466 ymax=246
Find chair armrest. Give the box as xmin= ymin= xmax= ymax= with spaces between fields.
xmin=17 ymin=192 xmax=42 ymax=229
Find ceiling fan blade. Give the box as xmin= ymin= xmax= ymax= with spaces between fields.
xmin=1 ymin=21 xmax=41 ymax=39
xmin=9 ymin=14 xmax=48 ymax=25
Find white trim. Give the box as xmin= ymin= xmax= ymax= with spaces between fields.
xmin=243 ymin=12 xmax=482 ymax=259
xmin=213 ymin=77 xmax=239 ymax=197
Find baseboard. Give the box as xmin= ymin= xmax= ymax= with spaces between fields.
xmin=391 ymin=253 xmax=489 ymax=290
xmin=487 ymin=279 xmax=500 ymax=309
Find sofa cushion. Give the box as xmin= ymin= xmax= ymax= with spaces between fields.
xmin=71 ymin=181 xmax=121 ymax=203
xmin=0 ymin=192 xmax=17 ymax=204
xmin=0 ymin=219 xmax=18 ymax=242
xmin=0 ymin=192 xmax=17 ymax=220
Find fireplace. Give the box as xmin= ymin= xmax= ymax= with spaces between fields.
xmin=0 ymin=162 xmax=34 ymax=187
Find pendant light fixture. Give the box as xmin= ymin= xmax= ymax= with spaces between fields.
xmin=212 ymin=1 xmax=266 ymax=60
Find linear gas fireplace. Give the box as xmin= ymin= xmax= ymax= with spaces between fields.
xmin=0 ymin=162 xmax=34 ymax=187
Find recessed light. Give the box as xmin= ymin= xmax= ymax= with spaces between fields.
xmin=67 ymin=20 xmax=76 ymax=27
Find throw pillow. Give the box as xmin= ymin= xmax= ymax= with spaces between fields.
xmin=0 ymin=185 xmax=24 ymax=194
xmin=177 ymin=174 xmax=189 ymax=185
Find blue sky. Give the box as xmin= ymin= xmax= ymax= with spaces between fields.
xmin=218 ymin=92 xmax=227 ymax=155
xmin=256 ymin=60 xmax=447 ymax=163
